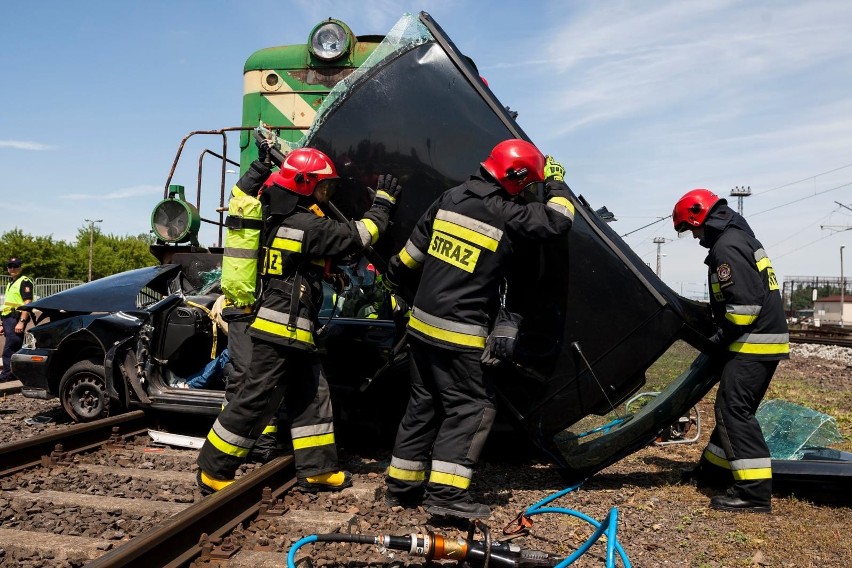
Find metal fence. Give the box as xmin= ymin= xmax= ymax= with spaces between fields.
xmin=0 ymin=276 xmax=84 ymax=304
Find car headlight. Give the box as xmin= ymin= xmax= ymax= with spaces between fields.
xmin=309 ymin=20 xmax=350 ymax=62
xmin=22 ymin=332 xmax=37 ymax=350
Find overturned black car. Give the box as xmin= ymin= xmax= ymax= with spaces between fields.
xmin=13 ymin=256 xmax=407 ymax=440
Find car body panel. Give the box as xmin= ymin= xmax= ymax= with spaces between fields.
xmin=299 ymin=12 xmax=720 ymax=479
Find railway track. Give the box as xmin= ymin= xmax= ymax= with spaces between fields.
xmin=0 ymin=413 xmax=354 ymax=567
xmin=789 ymin=327 xmax=852 ymax=348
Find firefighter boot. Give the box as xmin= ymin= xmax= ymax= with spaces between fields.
xmin=710 ymin=486 xmax=771 ymax=514
xmin=425 ymin=497 xmax=491 ymax=520
xmin=197 ymin=470 xmax=235 ymax=496
xmin=296 ymin=470 xmax=353 ymax=493
xmin=384 ymin=488 xmax=424 ymax=508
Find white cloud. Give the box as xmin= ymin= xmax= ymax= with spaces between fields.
xmin=61 ymin=185 xmax=161 ymax=201
xmin=0 ymin=140 xmax=55 ymax=151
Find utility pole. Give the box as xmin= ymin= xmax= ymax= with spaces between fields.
xmin=84 ymin=219 xmax=103 ymax=282
xmin=653 ymin=237 xmax=666 ymax=277
xmin=842 ymin=245 xmax=846 ymax=327
xmin=730 ymin=185 xmax=751 ymax=216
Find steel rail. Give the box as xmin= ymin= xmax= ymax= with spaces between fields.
xmin=789 ymin=331 xmax=852 ymax=348
xmin=86 ymin=454 xmax=296 ymax=568
xmin=0 ymin=410 xmax=149 ymax=476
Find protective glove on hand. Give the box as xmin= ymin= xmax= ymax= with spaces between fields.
xmin=543 ymin=179 xmax=571 ymax=197
xmin=544 ymin=155 xmax=565 ymax=182
xmin=373 ymin=174 xmax=403 ymax=211
xmin=376 ymin=272 xmax=399 ymax=294
xmin=256 ymin=137 xmax=274 ymax=164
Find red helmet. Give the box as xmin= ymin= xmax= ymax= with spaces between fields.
xmin=481 ymin=139 xmax=546 ymax=195
xmin=264 ymin=147 xmax=339 ymax=196
xmin=672 ymin=189 xmax=721 ymax=232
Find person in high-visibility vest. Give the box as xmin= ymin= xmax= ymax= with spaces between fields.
xmin=0 ymin=257 xmax=34 ymax=382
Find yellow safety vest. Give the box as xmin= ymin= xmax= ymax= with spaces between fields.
xmin=2 ymin=276 xmax=33 ymax=317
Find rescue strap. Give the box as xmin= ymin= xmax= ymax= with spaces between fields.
xmin=264 ymin=273 xmax=314 ymax=332
xmin=185 ymin=300 xmax=219 ymax=359
xmin=224 ymin=215 xmax=264 ymax=231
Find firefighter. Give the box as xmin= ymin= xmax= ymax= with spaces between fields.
xmin=673 ymin=188 xmax=788 ymax=513
xmin=382 ymin=139 xmax=574 ymax=520
xmin=197 ymin=146 xmax=403 ymax=494
xmin=1 ymin=257 xmax=34 ymax=382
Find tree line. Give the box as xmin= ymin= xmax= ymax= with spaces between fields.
xmin=0 ymin=227 xmax=156 ymax=282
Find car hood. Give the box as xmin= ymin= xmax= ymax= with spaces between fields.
xmin=26 ymin=264 xmax=181 ymax=315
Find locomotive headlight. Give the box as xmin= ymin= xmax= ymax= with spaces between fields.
xmin=309 ymin=20 xmax=350 ymax=61
xmin=150 ymin=185 xmax=201 ymax=245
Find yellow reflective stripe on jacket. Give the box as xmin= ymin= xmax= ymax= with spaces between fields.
xmin=709 ymin=274 xmax=724 ymax=302
xmin=433 ymin=210 xmax=501 ymax=252
xmin=754 ymin=248 xmax=780 ymax=291
xmin=429 ymin=460 xmax=473 ymax=490
xmin=724 ymin=304 xmax=762 ymax=326
xmin=271 ymin=226 xmax=304 ymax=252
xmin=388 ymin=457 xmax=427 ymax=482
xmin=356 ymin=218 xmax=380 ymax=246
xmin=399 ymin=248 xmax=420 ymax=269
xmin=291 ymin=422 xmax=335 ymax=450
xmin=546 ymin=196 xmax=576 ymax=220
xmin=399 ymin=239 xmax=426 ymax=268
xmin=250 ymin=308 xmax=316 ymax=346
xmin=728 ymin=332 xmax=790 ymax=355
xmin=409 ymin=308 xmax=488 ymax=349
xmin=262 ymin=424 xmax=277 ymax=435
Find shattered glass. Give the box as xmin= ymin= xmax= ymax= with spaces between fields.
xmin=197 ymin=267 xmax=222 ymax=294
xmin=291 ymin=13 xmax=434 ymax=150
xmin=757 ymin=399 xmax=844 ymax=460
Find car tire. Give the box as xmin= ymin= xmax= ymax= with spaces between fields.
xmin=59 ymin=359 xmax=110 ymax=422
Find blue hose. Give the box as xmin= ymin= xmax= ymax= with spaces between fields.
xmin=286 ymin=485 xmax=631 ymax=567
xmin=523 ymin=483 xmax=631 ymax=567
xmin=287 ymin=534 xmax=317 ymax=568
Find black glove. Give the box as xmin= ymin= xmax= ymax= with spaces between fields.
xmin=373 ymin=174 xmax=403 ymax=211
xmin=256 ymin=137 xmax=273 ymax=164
xmin=376 ymin=272 xmax=399 ymax=294
xmin=544 ymin=179 xmax=571 ymax=196
xmin=481 ymin=309 xmax=523 ymax=366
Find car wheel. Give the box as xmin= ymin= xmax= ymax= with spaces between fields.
xmin=59 ymin=360 xmax=110 ymax=422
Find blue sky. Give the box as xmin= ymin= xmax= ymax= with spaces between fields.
xmin=2 ymin=0 xmax=851 ymax=298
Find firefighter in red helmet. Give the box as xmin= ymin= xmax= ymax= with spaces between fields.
xmin=674 ymin=188 xmax=788 ymax=513
xmin=197 ymin=143 xmax=403 ymax=494
xmin=381 ymin=139 xmax=574 ymax=520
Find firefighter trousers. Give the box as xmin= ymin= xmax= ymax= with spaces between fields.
xmin=197 ymin=338 xmax=338 ymax=481
xmin=387 ymin=338 xmax=497 ymax=505
xmin=223 ymin=316 xmax=290 ymax=461
xmin=700 ymin=357 xmax=777 ymax=503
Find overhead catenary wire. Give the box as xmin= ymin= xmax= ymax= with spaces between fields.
xmin=618 ymin=162 xmax=852 ymax=238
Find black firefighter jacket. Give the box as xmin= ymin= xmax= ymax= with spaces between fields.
xmin=387 ymin=172 xmax=574 ymax=352
xmin=246 ymin=180 xmax=392 ymax=351
xmin=702 ymin=203 xmax=789 ymax=361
